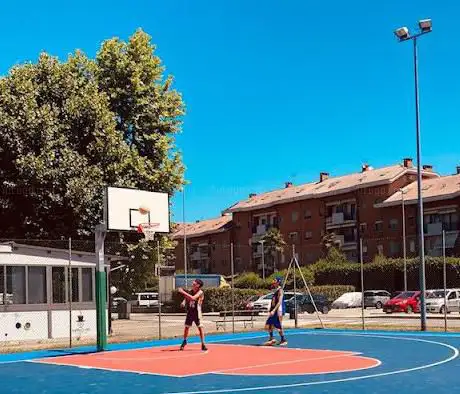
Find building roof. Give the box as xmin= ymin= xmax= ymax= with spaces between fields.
xmin=377 ymin=173 xmax=460 ymax=207
xmin=172 ymin=214 xmax=232 ymax=239
xmin=225 ymin=162 xmax=439 ymax=213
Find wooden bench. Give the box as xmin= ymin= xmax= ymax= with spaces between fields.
xmin=215 ymin=310 xmax=260 ymax=331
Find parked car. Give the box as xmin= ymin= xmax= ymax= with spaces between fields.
xmin=383 ymin=291 xmax=421 ymax=313
xmin=135 ymin=292 xmax=159 ymax=307
xmin=252 ymin=291 xmax=297 ymax=312
xmin=426 ymin=289 xmax=460 ymax=314
xmin=332 ymin=292 xmax=362 ymax=309
xmin=285 ymin=294 xmax=331 ymax=314
xmin=364 ymin=290 xmax=391 ymax=309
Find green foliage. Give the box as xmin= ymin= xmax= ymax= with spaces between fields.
xmin=234 ymin=272 xmax=268 ymax=289
xmin=0 ymin=29 xmax=184 ymax=296
xmin=0 ymin=29 xmax=184 ymax=239
xmin=267 ymin=268 xmax=315 ymax=290
xmin=309 ymin=285 xmax=356 ymax=301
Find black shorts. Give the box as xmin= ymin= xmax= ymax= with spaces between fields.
xmin=185 ymin=311 xmax=201 ymax=327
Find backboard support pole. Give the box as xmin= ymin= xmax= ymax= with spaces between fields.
xmin=95 ymin=222 xmax=107 ymax=352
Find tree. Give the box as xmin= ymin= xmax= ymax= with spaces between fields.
xmin=261 ymin=228 xmax=287 ymax=272
xmin=0 ymin=29 xmax=184 ymax=239
xmin=0 ymin=30 xmax=184 ymax=295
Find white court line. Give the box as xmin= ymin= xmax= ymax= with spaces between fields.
xmin=162 ymin=332 xmax=460 ymax=394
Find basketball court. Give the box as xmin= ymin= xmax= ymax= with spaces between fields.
xmin=1 ymin=329 xmax=459 ymax=393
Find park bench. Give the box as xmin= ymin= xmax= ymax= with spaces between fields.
xmin=215 ymin=310 xmax=260 ymax=331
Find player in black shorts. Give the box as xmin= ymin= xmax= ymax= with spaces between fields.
xmin=178 ymin=279 xmax=207 ymax=351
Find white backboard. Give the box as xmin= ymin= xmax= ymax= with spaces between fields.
xmin=106 ymin=187 xmax=170 ymax=233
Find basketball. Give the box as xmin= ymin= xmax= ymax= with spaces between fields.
xmin=139 ymin=205 xmax=150 ymax=215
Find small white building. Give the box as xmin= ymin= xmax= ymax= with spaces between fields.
xmin=0 ymin=242 xmax=122 ymax=342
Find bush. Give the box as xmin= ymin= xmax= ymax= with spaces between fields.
xmin=234 ymin=272 xmax=268 ymax=289
xmin=309 ymin=285 xmax=355 ymax=301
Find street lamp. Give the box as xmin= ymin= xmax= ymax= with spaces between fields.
xmin=394 ymin=18 xmax=432 ymax=331
xmin=259 ymin=239 xmax=266 ymax=280
xmin=399 ymin=188 xmax=407 ymax=292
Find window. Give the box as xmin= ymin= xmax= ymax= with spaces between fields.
xmin=0 ymin=266 xmax=3 ymax=305
xmin=289 ymin=232 xmax=298 ymax=242
xmin=390 ymin=241 xmax=400 ymax=256
xmin=6 ymin=266 xmax=26 ymax=304
xmin=52 ymin=267 xmax=66 ymax=303
xmin=304 ymin=210 xmax=312 ymax=219
xmin=291 ymin=211 xmax=299 ymax=223
xmin=82 ymin=268 xmax=93 ymax=302
xmin=389 ymin=219 xmax=398 ymax=230
xmin=360 ymin=223 xmax=367 ymax=233
xmin=448 ymin=292 xmax=457 ymax=300
xmin=28 ymin=266 xmax=47 ymax=304
xmin=410 ymin=241 xmax=416 ymax=253
xmin=305 ymin=231 xmax=313 ymax=240
xmin=408 ymin=216 xmax=416 ymax=227
xmin=71 ymin=268 xmax=79 ymax=302
xmin=374 ymin=221 xmax=383 ymax=232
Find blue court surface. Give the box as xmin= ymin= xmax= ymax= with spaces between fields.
xmin=1 ymin=328 xmax=459 ymax=393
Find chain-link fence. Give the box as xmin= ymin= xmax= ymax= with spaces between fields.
xmin=1 ymin=227 xmax=459 ymax=355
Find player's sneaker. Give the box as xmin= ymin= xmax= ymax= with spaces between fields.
xmin=279 ymin=339 xmax=288 ymax=346
xmin=179 ymin=340 xmax=187 ymax=351
xmin=201 ymin=344 xmax=208 ymax=352
xmin=263 ymin=338 xmax=277 ymax=346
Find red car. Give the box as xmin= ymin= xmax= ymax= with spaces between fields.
xmin=383 ymin=291 xmax=421 ymax=313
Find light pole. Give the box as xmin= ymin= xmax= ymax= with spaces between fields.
xmin=400 ymin=188 xmax=407 ymax=292
xmin=259 ymin=239 xmax=266 ymax=280
xmin=394 ymin=19 xmax=432 ymax=331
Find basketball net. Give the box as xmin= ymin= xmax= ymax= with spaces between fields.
xmin=137 ymin=223 xmax=159 ymax=241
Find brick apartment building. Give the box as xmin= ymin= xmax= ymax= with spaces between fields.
xmin=173 ymin=159 xmax=460 ymax=275
xmin=173 ymin=214 xmax=234 ymax=275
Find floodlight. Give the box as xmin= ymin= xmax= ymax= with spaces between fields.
xmin=418 ymin=19 xmax=432 ymax=33
xmin=394 ymin=26 xmax=410 ymax=40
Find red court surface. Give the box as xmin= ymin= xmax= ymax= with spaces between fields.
xmin=36 ymin=344 xmax=380 ymax=377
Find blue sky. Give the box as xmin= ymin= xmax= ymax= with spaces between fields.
xmin=1 ymin=1 xmax=459 ymax=224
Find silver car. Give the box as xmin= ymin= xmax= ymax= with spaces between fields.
xmin=364 ymin=290 xmax=391 ymax=309
xmin=426 ymin=289 xmax=460 ymax=313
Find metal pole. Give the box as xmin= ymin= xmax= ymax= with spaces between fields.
xmin=157 ymin=240 xmax=162 ymax=340
xmin=292 ymin=245 xmax=297 ymax=329
xmin=231 ymin=243 xmax=235 ymax=334
xmin=261 ymin=241 xmax=265 ymax=281
xmin=360 ymin=238 xmax=365 ymax=330
xmin=68 ymin=237 xmax=72 ymax=348
xmin=442 ymin=230 xmax=447 ymax=332
xmin=183 ymin=187 xmax=187 ymax=288
xmin=413 ymin=37 xmax=427 ymax=331
xmin=402 ymin=190 xmax=407 ymax=292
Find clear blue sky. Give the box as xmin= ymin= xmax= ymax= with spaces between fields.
xmin=2 ymin=1 xmax=459 ymax=224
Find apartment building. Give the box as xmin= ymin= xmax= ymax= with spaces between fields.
xmin=172 ymin=214 xmax=233 ymax=275
xmin=377 ymin=168 xmax=460 ymax=258
xmin=173 ymin=160 xmax=460 ymax=275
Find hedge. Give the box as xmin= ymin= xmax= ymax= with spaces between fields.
xmin=311 ymin=256 xmax=460 ymax=292
xmin=169 ymin=285 xmax=355 ymax=312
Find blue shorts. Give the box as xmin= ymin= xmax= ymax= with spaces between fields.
xmin=265 ymin=313 xmax=282 ymax=329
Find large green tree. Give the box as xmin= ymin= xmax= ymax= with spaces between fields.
xmin=0 ymin=29 xmax=184 ymax=238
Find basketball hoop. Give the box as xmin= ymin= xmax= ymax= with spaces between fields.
xmin=137 ymin=223 xmax=159 ymax=241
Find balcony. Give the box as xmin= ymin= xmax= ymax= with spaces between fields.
xmin=333 ymin=233 xmax=357 ymax=250
xmin=326 ymin=212 xmax=356 ymax=228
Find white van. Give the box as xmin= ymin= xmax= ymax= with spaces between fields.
xmin=135 ymin=292 xmax=159 ymax=307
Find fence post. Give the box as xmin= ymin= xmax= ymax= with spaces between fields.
xmin=158 ymin=240 xmax=162 ymax=340
xmin=360 ymin=238 xmax=365 ymax=330
xmin=231 ymin=243 xmax=235 ymax=334
xmin=442 ymin=230 xmax=447 ymax=332
xmin=68 ymin=237 xmax=72 ymax=348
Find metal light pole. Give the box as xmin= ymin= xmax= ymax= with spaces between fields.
xmin=400 ymin=188 xmax=407 ymax=292
xmin=259 ymin=240 xmax=266 ymax=280
xmin=182 ymin=186 xmax=187 ymax=288
xmin=394 ymin=19 xmax=432 ymax=331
